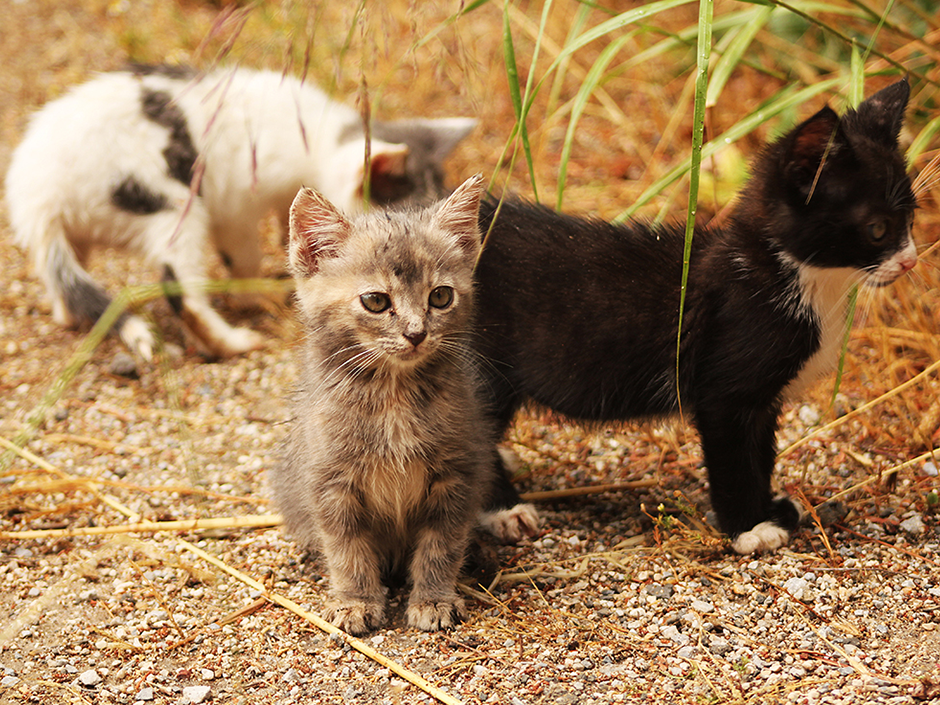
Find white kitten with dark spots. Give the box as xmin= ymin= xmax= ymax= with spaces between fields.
xmin=5 ymin=65 xmax=475 ymax=359
xmin=272 ymin=175 xmax=492 ymax=634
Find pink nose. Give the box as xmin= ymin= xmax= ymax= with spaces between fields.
xmin=900 ymin=253 xmax=918 ymax=272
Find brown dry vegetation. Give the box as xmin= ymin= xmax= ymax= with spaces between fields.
xmin=1 ymin=1 xmax=940 ymax=704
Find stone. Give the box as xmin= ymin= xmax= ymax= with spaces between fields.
xmin=78 ymin=669 xmax=101 ymax=687
xmin=182 ymin=685 xmax=211 ymax=704
xmin=900 ymin=513 xmax=925 ymax=536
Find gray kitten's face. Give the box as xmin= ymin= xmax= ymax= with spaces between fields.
xmin=289 ymin=175 xmax=484 ymax=374
xmin=338 ymin=230 xmax=473 ymax=368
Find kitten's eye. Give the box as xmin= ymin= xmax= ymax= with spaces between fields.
xmin=867 ymin=220 xmax=887 ymax=242
xmin=428 ymin=286 xmax=454 ymax=309
xmin=360 ymin=292 xmax=391 ymax=313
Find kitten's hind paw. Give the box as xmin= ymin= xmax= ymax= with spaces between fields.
xmin=324 ymin=599 xmax=385 ymax=636
xmin=731 ymin=521 xmax=790 ymax=555
xmin=406 ymin=596 xmax=466 ymax=632
xmin=478 ymin=503 xmax=540 ymax=543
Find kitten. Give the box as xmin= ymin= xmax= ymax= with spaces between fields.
xmin=474 ymin=79 xmax=918 ymax=554
xmin=4 ymin=64 xmax=475 ymax=359
xmin=272 ymin=175 xmax=491 ymax=634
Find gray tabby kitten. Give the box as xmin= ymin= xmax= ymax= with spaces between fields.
xmin=272 ymin=174 xmax=490 ymax=634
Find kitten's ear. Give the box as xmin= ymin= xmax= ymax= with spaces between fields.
xmin=374 ymin=117 xmax=477 ymax=162
xmin=854 ymin=77 xmax=909 ymax=145
xmin=433 ymin=174 xmax=485 ymax=260
xmin=367 ymin=142 xmax=410 ymax=204
xmin=288 ymin=187 xmax=351 ymax=278
xmin=783 ymin=106 xmax=845 ymax=197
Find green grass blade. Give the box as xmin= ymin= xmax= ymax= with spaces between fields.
xmin=516 ymin=0 xmax=697 ymax=127
xmin=614 ymin=77 xmax=842 ymax=222
xmin=675 ymin=0 xmax=714 ymax=406
xmin=556 ymin=32 xmax=635 ymax=210
xmin=908 ymin=115 xmax=940 ymax=165
xmin=501 ymin=0 xmax=540 ymax=200
xmin=547 ymin=3 xmax=592 ymax=123
xmin=705 ymin=5 xmax=774 ymax=108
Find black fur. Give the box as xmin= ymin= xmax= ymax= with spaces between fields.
xmin=51 ymin=240 xmax=129 ymax=330
xmin=110 ymin=176 xmax=168 ymax=215
xmin=161 ymin=264 xmax=184 ymax=316
xmin=140 ymin=88 xmax=199 ymax=187
xmin=474 ymin=79 xmax=915 ymax=542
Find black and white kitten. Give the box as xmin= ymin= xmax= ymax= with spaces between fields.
xmin=474 ymin=79 xmax=918 ymax=553
xmin=5 ymin=65 xmax=475 ymax=359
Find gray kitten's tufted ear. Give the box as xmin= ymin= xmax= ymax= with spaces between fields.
xmin=288 ymin=187 xmax=351 ymax=279
xmin=433 ymin=174 xmax=485 ymax=260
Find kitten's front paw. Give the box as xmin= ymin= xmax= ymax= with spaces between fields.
xmin=731 ymin=521 xmax=790 ymax=555
xmin=478 ymin=503 xmax=540 ymax=543
xmin=324 ymin=598 xmax=385 ymax=636
xmin=406 ymin=596 xmax=466 ymax=632
xmin=119 ymin=316 xmax=157 ymax=361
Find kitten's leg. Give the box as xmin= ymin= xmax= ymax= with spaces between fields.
xmin=319 ymin=533 xmax=388 ymax=636
xmin=40 ymin=232 xmax=156 ymax=359
xmin=406 ymin=476 xmax=478 ymax=631
xmin=210 ymin=219 xmax=275 ymax=311
xmin=477 ymin=447 xmax=540 ymax=543
xmin=475 ymin=386 xmax=541 ymax=543
xmin=145 ymin=206 xmax=265 ymax=358
xmin=696 ymin=402 xmax=801 ymax=554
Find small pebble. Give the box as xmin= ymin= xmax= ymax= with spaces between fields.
xmin=181 ymin=685 xmax=211 ymax=704
xmin=900 ymin=513 xmax=925 ymax=536
xmin=783 ymin=577 xmax=809 ymax=600
xmin=78 ymin=669 xmax=101 ymax=687
xmin=108 ymin=352 xmax=139 ymax=378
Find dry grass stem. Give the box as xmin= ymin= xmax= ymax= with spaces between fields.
xmin=519 ymin=479 xmax=659 ymax=502
xmin=0 ymin=514 xmax=283 ymax=541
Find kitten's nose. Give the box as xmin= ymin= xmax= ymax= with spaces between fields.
xmin=404 ymin=331 xmax=427 ymax=348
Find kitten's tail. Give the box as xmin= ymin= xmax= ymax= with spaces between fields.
xmin=32 ymin=228 xmax=155 ymax=359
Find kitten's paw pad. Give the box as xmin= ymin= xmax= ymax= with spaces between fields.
xmin=406 ymin=597 xmax=466 ymax=632
xmin=324 ymin=599 xmax=385 ymax=636
xmin=478 ymin=503 xmax=540 ymax=543
xmin=118 ymin=317 xmax=156 ymax=361
xmin=731 ymin=521 xmax=790 ymax=555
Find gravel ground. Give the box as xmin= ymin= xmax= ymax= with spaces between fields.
xmin=2 ymin=243 xmax=939 ymax=704
xmin=2 ymin=2 xmax=940 ymax=704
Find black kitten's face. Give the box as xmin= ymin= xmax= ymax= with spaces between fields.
xmin=773 ymin=79 xmax=917 ymax=285
xmin=789 ymin=150 xmax=916 ymax=284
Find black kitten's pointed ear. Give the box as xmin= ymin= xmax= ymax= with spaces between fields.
xmin=783 ymin=105 xmax=845 ymax=196
xmin=288 ymin=187 xmax=351 ymax=278
xmin=855 ymin=77 xmax=910 ymax=145
xmin=433 ymin=174 xmax=485 ymax=260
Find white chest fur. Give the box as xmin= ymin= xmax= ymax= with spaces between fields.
xmin=781 ymin=261 xmax=858 ymax=400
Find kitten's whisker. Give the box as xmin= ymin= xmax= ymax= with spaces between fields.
xmin=911 ymin=152 xmax=940 ymax=196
